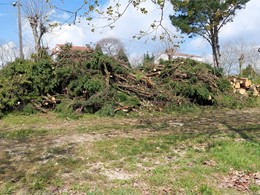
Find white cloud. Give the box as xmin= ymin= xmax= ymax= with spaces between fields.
xmin=175 ymin=0 xmax=260 ymax=57
xmin=0 ymin=42 xmax=18 ymax=66
xmin=220 ymin=0 xmax=260 ymax=44
xmin=42 ymin=1 xmax=178 ymax=58
xmin=21 ymin=0 xmax=260 ymax=62
xmin=180 ymin=37 xmax=210 ymax=55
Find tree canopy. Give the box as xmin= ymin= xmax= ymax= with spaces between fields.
xmin=170 ymin=0 xmax=250 ymax=67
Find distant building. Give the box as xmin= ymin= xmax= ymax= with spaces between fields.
xmin=51 ymin=44 xmax=93 ymax=60
xmin=154 ymin=49 xmax=203 ymax=64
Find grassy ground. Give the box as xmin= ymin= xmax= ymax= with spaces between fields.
xmin=0 ymin=108 xmax=259 ymax=194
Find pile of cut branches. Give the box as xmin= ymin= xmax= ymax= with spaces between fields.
xmin=0 ymin=48 xmax=258 ymax=116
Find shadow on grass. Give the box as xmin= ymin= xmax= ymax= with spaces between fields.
xmin=222 ymin=122 xmax=260 ymax=143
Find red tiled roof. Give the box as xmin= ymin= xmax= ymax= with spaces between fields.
xmin=56 ymin=44 xmax=92 ymax=52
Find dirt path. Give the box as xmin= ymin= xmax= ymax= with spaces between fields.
xmin=1 ymin=108 xmax=259 ymax=165
xmin=1 ymin=108 xmax=260 ymax=152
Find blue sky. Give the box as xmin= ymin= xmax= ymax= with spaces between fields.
xmin=1 ymin=0 xmax=260 ymax=61
xmin=0 ymin=0 xmax=91 ymax=43
xmin=0 ymin=0 xmax=18 ymax=42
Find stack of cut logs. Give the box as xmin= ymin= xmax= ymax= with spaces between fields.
xmin=228 ymin=76 xmax=260 ymax=96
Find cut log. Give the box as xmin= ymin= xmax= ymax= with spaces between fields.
xmin=234 ymin=82 xmax=241 ymax=89
xmin=114 ymin=73 xmax=128 ymax=82
xmin=228 ymin=76 xmax=237 ymax=83
xmin=240 ymin=78 xmax=252 ymax=88
xmin=253 ymin=90 xmax=259 ymax=96
xmin=146 ymin=71 xmax=161 ymax=77
xmin=115 ymin=106 xmax=134 ymax=113
xmin=238 ymin=88 xmax=247 ymax=95
xmin=31 ymin=100 xmax=48 ymax=113
xmin=117 ymin=84 xmax=155 ymax=98
xmin=128 ymin=73 xmax=155 ymax=88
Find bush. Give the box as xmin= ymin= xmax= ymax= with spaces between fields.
xmin=115 ymin=92 xmax=141 ymax=107
xmin=22 ymin=103 xmax=39 ymax=115
xmin=96 ymin=104 xmax=115 ymax=116
xmin=0 ymin=50 xmax=258 ymax=117
xmin=55 ymin=102 xmax=81 ymax=119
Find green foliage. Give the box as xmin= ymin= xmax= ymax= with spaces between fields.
xmin=94 ymin=44 xmax=103 ymax=54
xmin=0 ymin=47 xmax=258 ymax=117
xmin=0 ymin=47 xmax=133 ymax=116
xmin=55 ymin=102 xmax=81 ymax=119
xmin=166 ymin=102 xmax=200 ymax=113
xmin=115 ymin=92 xmax=141 ymax=108
xmin=143 ymin=52 xmax=155 ymax=64
xmin=157 ymin=59 xmax=227 ymax=106
xmin=169 ymin=81 xmax=213 ymax=105
xmin=31 ymin=48 xmax=52 ymax=62
xmin=170 ymin=0 xmax=250 ymax=67
xmin=213 ymin=94 xmax=258 ymax=109
xmin=242 ymin=65 xmax=258 ymax=79
xmin=31 ymin=60 xmax=58 ymax=94
xmin=117 ymin=48 xmax=129 ymax=65
xmin=141 ymin=52 xmax=155 ymax=71
xmin=22 ymin=103 xmax=39 ymax=115
xmin=96 ymin=104 xmax=115 ymax=116
xmin=67 ymin=75 xmax=105 ymax=97
xmin=0 ymin=59 xmax=53 ymax=112
xmin=150 ymin=58 xmax=257 ymax=110
xmin=216 ymin=79 xmax=232 ymax=93
xmin=170 ymin=0 xmax=249 ymax=38
xmin=85 ymin=89 xmax=116 ymax=112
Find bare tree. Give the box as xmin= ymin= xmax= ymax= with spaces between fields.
xmin=22 ymin=0 xmax=51 ymax=53
xmin=221 ymin=39 xmax=260 ymax=75
xmin=221 ymin=42 xmax=239 ymax=75
xmin=97 ymin=37 xmax=125 ymax=57
xmin=0 ymin=42 xmax=18 ymax=67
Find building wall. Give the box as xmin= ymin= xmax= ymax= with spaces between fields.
xmin=154 ymin=52 xmax=203 ymax=64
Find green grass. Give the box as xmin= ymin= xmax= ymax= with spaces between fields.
xmin=92 ymin=132 xmax=260 ymax=194
xmin=0 ymin=108 xmax=260 ymax=194
xmin=1 ymin=112 xmax=51 ymax=125
xmin=209 ymin=141 xmax=260 ymax=171
xmin=0 ymin=128 xmax=48 ymax=140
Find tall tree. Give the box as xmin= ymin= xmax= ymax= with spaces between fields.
xmin=221 ymin=39 xmax=260 ymax=75
xmin=170 ymin=0 xmax=250 ymax=67
xmin=22 ymin=0 xmax=52 ymax=53
xmin=97 ymin=37 xmax=125 ymax=57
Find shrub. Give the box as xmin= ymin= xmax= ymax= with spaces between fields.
xmin=96 ymin=104 xmax=115 ymax=116
xmin=55 ymin=102 xmax=81 ymax=119
xmin=115 ymin=92 xmax=141 ymax=107
xmin=22 ymin=103 xmax=39 ymax=115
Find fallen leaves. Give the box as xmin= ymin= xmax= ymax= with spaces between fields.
xmin=203 ymin=159 xmax=216 ymax=167
xmin=219 ymin=169 xmax=260 ymax=192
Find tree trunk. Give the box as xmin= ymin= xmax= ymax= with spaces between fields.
xmin=29 ymin=21 xmax=41 ymax=52
xmin=211 ymin=26 xmax=221 ymax=68
xmin=29 ymin=16 xmax=43 ymax=53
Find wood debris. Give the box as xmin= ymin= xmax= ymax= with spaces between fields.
xmin=228 ymin=76 xmax=260 ymax=96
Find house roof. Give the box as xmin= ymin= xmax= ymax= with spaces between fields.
xmin=154 ymin=50 xmax=203 ymax=64
xmin=55 ymin=44 xmax=92 ymax=52
xmin=173 ymin=52 xmax=202 ymax=58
